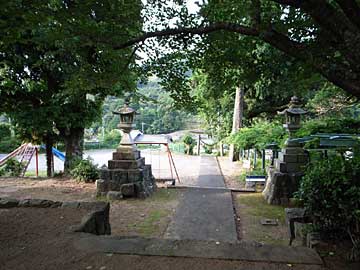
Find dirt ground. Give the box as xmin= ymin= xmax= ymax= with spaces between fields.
xmin=0 ymin=207 xmax=322 ymax=270
xmin=216 ymin=156 xmax=245 ymax=189
xmin=0 ymin=152 xmax=200 ymax=238
xmin=0 ymin=177 xmax=180 ymax=238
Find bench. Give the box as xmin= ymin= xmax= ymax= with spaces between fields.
xmin=245 ymin=175 xmax=266 ymax=189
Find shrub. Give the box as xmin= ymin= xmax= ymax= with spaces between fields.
xmin=70 ymin=157 xmax=99 ymax=183
xmin=104 ymin=130 xmax=122 ymax=147
xmin=0 ymin=158 xmax=24 ymax=177
xmin=182 ymin=133 xmax=195 ymax=155
xmin=296 ymin=116 xmax=360 ymax=138
xmin=295 ymin=156 xmax=360 ymax=259
xmin=228 ymin=121 xmax=286 ymax=150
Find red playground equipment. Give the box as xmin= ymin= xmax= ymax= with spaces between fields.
xmin=0 ymin=143 xmax=38 ymax=176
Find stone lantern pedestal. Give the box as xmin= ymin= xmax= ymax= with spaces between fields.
xmin=263 ymin=147 xmax=308 ymax=205
xmin=95 ymin=102 xmax=156 ymax=199
xmin=263 ymin=97 xmax=308 ymax=205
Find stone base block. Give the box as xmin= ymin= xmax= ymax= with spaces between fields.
xmin=108 ymin=157 xmax=145 ymax=169
xmin=97 ymin=151 xmax=156 ymax=200
xmin=113 ymin=150 xmax=140 ymax=160
xmin=278 ymin=152 xmax=309 ymax=164
xmin=262 ymin=168 xmax=303 ymax=205
xmin=107 ymin=191 xmax=123 ymax=200
xmin=275 ymin=160 xmax=307 ymax=173
xmin=282 ymin=147 xmax=306 ymax=155
xmin=96 ymin=179 xmax=108 ymax=196
xmin=121 ymin=183 xmax=135 ymax=197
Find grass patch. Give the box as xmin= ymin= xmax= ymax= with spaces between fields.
xmin=24 ymin=171 xmax=48 ymax=177
xmin=146 ymin=188 xmax=178 ymax=202
xmin=237 ymin=193 xmax=290 ymax=245
xmin=129 ymin=209 xmax=169 ymax=237
xmin=238 ymin=193 xmax=286 ymax=224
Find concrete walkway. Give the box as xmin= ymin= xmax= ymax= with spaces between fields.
xmin=165 ymin=156 xmax=238 ymax=242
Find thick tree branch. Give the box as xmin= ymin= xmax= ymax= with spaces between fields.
xmin=250 ymin=0 xmax=261 ymax=29
xmin=273 ymin=0 xmax=356 ymax=40
xmin=111 ymin=6 xmax=360 ymax=97
xmin=261 ymin=28 xmax=308 ymax=58
xmin=262 ymin=28 xmax=360 ymax=97
xmin=271 ymin=0 xmax=300 ymax=8
xmin=335 ymin=0 xmax=360 ymax=30
xmin=113 ymin=22 xmax=258 ymax=49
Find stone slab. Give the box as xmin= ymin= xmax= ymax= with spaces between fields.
xmin=75 ymin=236 xmax=323 ymax=266
xmin=0 ymin=198 xmax=19 ymax=208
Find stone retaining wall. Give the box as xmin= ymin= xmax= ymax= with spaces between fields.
xmin=0 ymin=197 xmax=111 ymax=235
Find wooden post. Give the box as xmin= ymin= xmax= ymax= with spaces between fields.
xmin=51 ymin=150 xmax=54 ymax=177
xmin=167 ymin=145 xmax=180 ymax=183
xmin=220 ymin=143 xmax=224 ymax=156
xmin=254 ymin=149 xmax=257 ymax=168
xmin=35 ymin=147 xmax=39 ymax=177
xmin=197 ymin=134 xmax=201 ymax=155
xmin=166 ymin=144 xmax=174 ymax=185
xmin=262 ymin=149 xmax=266 ymax=171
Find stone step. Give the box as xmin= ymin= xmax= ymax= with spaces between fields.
xmin=75 ymin=236 xmax=323 ymax=266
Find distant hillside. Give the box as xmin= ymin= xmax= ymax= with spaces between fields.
xmin=87 ymin=78 xmax=198 ymax=138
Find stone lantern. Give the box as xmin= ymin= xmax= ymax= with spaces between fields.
xmin=95 ymin=101 xmax=156 ymax=200
xmin=278 ymin=96 xmax=307 ymax=147
xmin=262 ymin=96 xmax=309 ymax=205
xmin=113 ymin=101 xmax=137 ymax=152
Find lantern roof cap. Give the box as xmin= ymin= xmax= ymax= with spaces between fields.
xmin=113 ymin=101 xmax=136 ymax=115
xmin=278 ymin=96 xmax=307 ymax=115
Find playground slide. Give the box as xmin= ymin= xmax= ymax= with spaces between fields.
xmin=52 ymin=147 xmax=65 ymax=161
xmin=40 ymin=145 xmax=65 ymax=162
xmin=0 ymin=143 xmax=27 ymax=167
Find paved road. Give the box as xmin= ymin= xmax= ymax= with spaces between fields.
xmin=165 ymin=156 xmax=238 ymax=243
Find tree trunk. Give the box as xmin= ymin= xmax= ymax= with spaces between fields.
xmin=229 ymin=85 xmax=244 ymax=161
xmin=45 ymin=136 xmax=53 ymax=177
xmin=63 ymin=127 xmax=84 ymax=174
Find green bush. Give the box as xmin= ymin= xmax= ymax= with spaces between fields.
xmin=182 ymin=134 xmax=195 ymax=155
xmin=0 ymin=158 xmax=24 ymax=177
xmin=295 ymin=156 xmax=360 ymax=247
xmin=228 ymin=121 xmax=286 ymax=150
xmin=70 ymin=157 xmax=99 ymax=183
xmin=296 ymin=117 xmax=360 ymax=138
xmin=104 ymin=130 xmax=121 ymax=146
